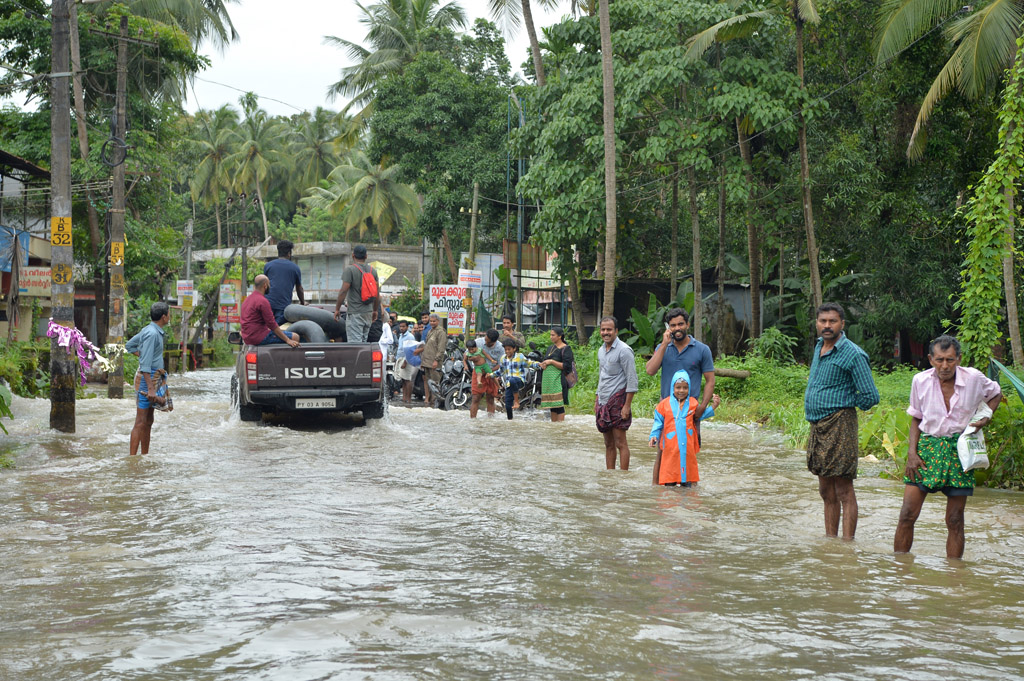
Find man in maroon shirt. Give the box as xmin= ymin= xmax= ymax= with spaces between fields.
xmin=241 ymin=275 xmax=301 ymax=347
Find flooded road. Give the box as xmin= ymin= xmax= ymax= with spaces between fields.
xmin=2 ymin=367 xmax=1024 ymax=680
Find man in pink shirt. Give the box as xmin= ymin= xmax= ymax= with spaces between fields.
xmin=240 ymin=275 xmax=301 ymax=348
xmin=894 ymin=335 xmax=1001 ymax=558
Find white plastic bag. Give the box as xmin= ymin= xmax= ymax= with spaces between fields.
xmin=957 ymin=403 xmax=993 ymax=472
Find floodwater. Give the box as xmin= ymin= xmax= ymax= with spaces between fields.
xmin=2 ymin=368 xmax=1024 ymax=681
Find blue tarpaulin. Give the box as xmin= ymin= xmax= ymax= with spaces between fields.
xmin=0 ymin=226 xmax=30 ymax=272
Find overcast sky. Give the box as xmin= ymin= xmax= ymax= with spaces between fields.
xmin=186 ymin=0 xmax=573 ymax=117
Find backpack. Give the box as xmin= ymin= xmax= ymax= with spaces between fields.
xmin=352 ymin=264 xmax=378 ymax=302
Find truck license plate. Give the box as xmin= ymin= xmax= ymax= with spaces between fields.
xmin=296 ymin=398 xmax=336 ymax=409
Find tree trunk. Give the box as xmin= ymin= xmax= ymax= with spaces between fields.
xmin=598 ymin=0 xmax=617 ymax=318
xmin=256 ymin=183 xmax=269 ymax=241
xmin=69 ymin=1 xmax=107 ymax=343
xmin=522 ymin=0 xmax=546 ymax=87
xmin=778 ymin=239 xmax=785 ymax=323
xmin=215 ymin=201 xmax=222 ymax=249
xmin=686 ymin=166 xmax=702 ymax=341
xmin=737 ymin=119 xmax=761 ymax=338
xmin=717 ymin=163 xmax=726 ymax=359
xmin=567 ymin=260 xmax=589 ymax=345
xmin=795 ymin=15 xmax=823 ymax=312
xmin=670 ymin=173 xmax=679 ymax=298
xmin=1004 ymin=186 xmax=1023 ymax=366
xmin=441 ymin=228 xmax=458 ymax=283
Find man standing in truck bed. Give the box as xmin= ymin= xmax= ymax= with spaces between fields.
xmin=334 ymin=244 xmax=379 ymax=343
xmin=263 ymin=239 xmax=304 ymax=325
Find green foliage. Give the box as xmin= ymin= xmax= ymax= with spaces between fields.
xmin=956 ymin=38 xmax=1024 ymax=366
xmin=390 ymin=278 xmax=427 ymax=317
xmin=0 ymin=340 xmax=49 ymax=397
xmin=746 ymin=326 xmax=797 ymax=363
xmin=0 ymin=383 xmax=12 ymax=435
xmin=369 ymin=37 xmax=510 ymax=248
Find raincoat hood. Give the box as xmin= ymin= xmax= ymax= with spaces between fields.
xmin=670 ymin=369 xmax=692 ymax=421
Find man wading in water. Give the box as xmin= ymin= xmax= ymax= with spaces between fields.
xmin=804 ymin=303 xmax=879 ymax=539
xmin=894 ymin=335 xmax=1001 ymax=558
xmin=595 ymin=316 xmax=638 ymax=470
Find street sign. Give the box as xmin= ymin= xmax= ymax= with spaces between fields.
xmin=50 ymin=216 xmax=72 ymax=247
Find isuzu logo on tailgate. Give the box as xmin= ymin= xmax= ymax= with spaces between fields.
xmin=284 ymin=367 xmax=347 ymax=379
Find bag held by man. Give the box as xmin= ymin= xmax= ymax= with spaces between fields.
xmin=354 ymin=264 xmax=378 ymax=302
xmin=957 ymin=403 xmax=993 ymax=472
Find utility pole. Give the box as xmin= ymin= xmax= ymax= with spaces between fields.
xmin=106 ymin=15 xmax=128 ymax=399
xmin=181 ymin=218 xmax=193 ymax=372
xmin=468 ymin=182 xmax=479 ymax=268
xmin=49 ymin=0 xmax=75 ymax=433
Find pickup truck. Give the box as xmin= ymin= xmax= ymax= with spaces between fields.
xmin=229 ymin=332 xmax=386 ymax=422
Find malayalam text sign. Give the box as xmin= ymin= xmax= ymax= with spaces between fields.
xmin=18 ymin=266 xmax=51 ymax=296
xmin=457 ymin=268 xmax=482 ymax=289
xmin=429 ymin=285 xmax=469 ymax=316
xmin=176 ymin=279 xmax=194 ymax=311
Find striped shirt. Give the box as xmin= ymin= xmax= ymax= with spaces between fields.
xmin=804 ymin=333 xmax=879 ymax=422
xmin=493 ymin=353 xmax=541 ymax=381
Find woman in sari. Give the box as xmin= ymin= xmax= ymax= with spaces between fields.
xmin=539 ymin=327 xmax=575 ymax=422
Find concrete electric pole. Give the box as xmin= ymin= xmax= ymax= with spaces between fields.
xmin=49 ymin=0 xmax=76 ymax=432
xmin=106 ymin=15 xmax=128 ymax=399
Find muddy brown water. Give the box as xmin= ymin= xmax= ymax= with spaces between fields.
xmin=2 ymin=368 xmax=1023 ymax=680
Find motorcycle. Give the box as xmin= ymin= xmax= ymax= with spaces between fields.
xmin=427 ymin=335 xmax=471 ymax=410
xmin=493 ymin=341 xmax=544 ymax=411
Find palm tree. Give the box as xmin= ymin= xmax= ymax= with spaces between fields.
xmin=598 ymin=0 xmax=616 ymax=317
xmin=226 ymin=94 xmax=288 ymax=242
xmin=876 ymin=0 xmax=1024 ymax=160
xmin=488 ymin=0 xmax=561 ymax=86
xmin=324 ymin=0 xmax=467 ymax=112
xmin=82 ymin=0 xmax=239 ymax=48
xmin=191 ymin=105 xmax=239 ymax=248
xmin=685 ymin=0 xmax=824 ymax=311
xmin=289 ymin=107 xmax=342 ymax=201
xmin=303 ymin=152 xmax=421 ymax=244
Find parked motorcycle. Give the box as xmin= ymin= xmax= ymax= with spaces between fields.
xmin=427 ymin=335 xmax=471 ymax=410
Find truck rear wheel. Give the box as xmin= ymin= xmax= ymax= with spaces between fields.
xmin=231 ymin=374 xmax=263 ymax=422
xmin=362 ymin=399 xmax=386 ymax=420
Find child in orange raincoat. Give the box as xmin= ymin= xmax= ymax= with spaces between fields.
xmin=649 ymin=369 xmax=718 ymax=486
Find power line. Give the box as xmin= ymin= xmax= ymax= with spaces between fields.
xmin=193 ymin=76 xmax=305 ymax=113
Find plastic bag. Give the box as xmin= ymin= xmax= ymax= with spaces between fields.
xmin=957 ymin=403 xmax=993 ymax=472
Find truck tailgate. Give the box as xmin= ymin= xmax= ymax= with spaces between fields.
xmin=255 ymin=343 xmax=379 ymax=389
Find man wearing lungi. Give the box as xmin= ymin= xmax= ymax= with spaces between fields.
xmin=894 ymin=335 xmax=1001 ymax=558
xmin=804 ymin=303 xmax=879 ymax=539
xmin=596 ymin=316 xmax=639 ymax=470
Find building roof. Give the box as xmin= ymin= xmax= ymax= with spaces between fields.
xmin=0 ymin=150 xmax=50 ymax=182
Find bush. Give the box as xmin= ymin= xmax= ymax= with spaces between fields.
xmin=746 ymin=326 xmax=798 ymax=363
xmin=390 ymin=278 xmax=426 ymax=317
xmin=0 ymin=340 xmax=49 ymax=397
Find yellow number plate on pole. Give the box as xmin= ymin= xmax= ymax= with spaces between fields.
xmin=110 ymin=241 xmax=124 ymax=266
xmin=50 ymin=216 xmax=72 ymax=247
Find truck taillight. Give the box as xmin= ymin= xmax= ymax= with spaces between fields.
xmin=372 ymin=350 xmax=383 ymax=382
xmin=246 ymin=352 xmax=258 ymax=385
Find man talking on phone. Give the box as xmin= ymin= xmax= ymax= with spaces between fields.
xmin=645 ymin=307 xmax=716 ymax=441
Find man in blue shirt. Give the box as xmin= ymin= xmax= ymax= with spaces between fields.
xmin=125 ymin=302 xmax=170 ymax=455
xmin=645 ymin=307 xmax=716 ymax=436
xmin=263 ymin=239 xmax=304 ymax=325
